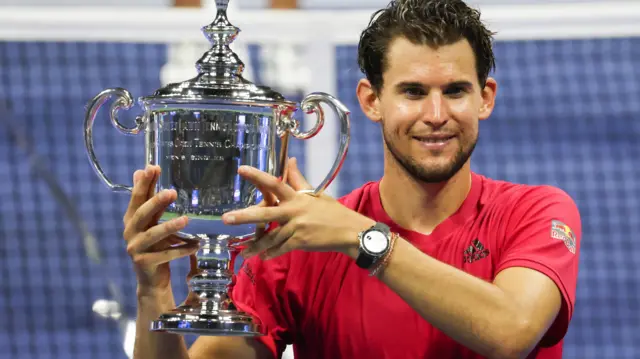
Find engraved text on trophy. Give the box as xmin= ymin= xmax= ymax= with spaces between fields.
xmin=156 ymin=110 xmax=273 ymax=218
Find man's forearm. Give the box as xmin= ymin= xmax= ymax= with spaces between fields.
xmin=350 ymin=236 xmax=536 ymax=359
xmin=133 ymin=287 xmax=190 ymax=359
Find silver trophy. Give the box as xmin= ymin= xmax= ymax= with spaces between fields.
xmin=83 ymin=0 xmax=350 ymax=337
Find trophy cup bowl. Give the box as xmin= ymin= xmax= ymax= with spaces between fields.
xmin=83 ymin=0 xmax=350 ymax=337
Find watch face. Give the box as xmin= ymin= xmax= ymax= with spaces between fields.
xmin=363 ymin=230 xmax=389 ymax=254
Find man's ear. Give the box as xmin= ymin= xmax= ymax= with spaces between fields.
xmin=478 ymin=77 xmax=498 ymax=121
xmin=356 ymin=78 xmax=383 ymax=123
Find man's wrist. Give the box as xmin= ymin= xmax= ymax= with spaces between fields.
xmin=342 ymin=216 xmax=377 ymax=260
xmin=137 ymin=283 xmax=173 ymax=300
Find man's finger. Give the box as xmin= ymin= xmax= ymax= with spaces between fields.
xmin=127 ymin=215 xmax=188 ymax=253
xmin=287 ymin=157 xmax=313 ymax=191
xmin=252 ymin=175 xmax=285 ymax=237
xmin=261 ymin=234 xmax=297 ymax=260
xmin=249 ymin=200 xmax=268 ymax=239
xmin=147 ymin=165 xmax=163 ymax=224
xmin=238 ymin=165 xmax=296 ymax=202
xmin=133 ymin=242 xmax=200 ymax=268
xmin=124 ymin=166 xmax=159 ymax=223
xmin=259 ymin=186 xmax=279 ymax=207
xmin=241 ymin=226 xmax=280 ymax=258
xmin=242 ymin=224 xmax=293 ymax=259
xmin=229 ymin=200 xmax=272 ymax=243
xmin=254 ymin=222 xmax=267 ymax=241
xmin=146 ymin=165 xmax=161 ymax=199
xmin=125 ymin=189 xmax=178 ymax=237
xmin=222 ymin=204 xmax=288 ymax=226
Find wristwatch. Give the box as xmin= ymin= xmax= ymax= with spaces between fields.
xmin=356 ymin=222 xmax=392 ymax=269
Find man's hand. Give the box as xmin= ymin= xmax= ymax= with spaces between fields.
xmin=122 ymin=165 xmax=199 ymax=292
xmin=222 ymin=158 xmax=375 ymax=260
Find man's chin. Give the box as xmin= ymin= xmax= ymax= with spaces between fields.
xmin=405 ymin=157 xmax=469 ymax=183
xmin=384 ymin=136 xmax=474 ymax=184
xmin=414 ymin=168 xmax=459 ymax=183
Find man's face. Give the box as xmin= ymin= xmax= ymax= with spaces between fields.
xmin=364 ymin=36 xmax=496 ymax=183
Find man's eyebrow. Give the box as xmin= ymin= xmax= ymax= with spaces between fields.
xmin=394 ymin=80 xmax=474 ymax=89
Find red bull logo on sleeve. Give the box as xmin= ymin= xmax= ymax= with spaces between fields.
xmin=551 ymin=220 xmax=577 ymax=254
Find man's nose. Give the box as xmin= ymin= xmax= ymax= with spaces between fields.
xmin=421 ymin=92 xmax=448 ymax=128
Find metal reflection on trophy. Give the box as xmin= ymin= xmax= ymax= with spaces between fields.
xmin=83 ymin=0 xmax=351 ymax=336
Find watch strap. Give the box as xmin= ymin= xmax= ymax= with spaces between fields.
xmin=355 ymin=250 xmax=376 ymax=268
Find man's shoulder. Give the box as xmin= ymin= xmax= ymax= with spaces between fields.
xmin=475 ymin=175 xmax=582 ymax=257
xmin=478 ymin=174 xmax=576 ymax=210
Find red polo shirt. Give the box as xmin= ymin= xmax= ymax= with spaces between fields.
xmin=231 ymin=172 xmax=581 ymax=359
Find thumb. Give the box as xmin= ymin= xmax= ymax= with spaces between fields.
xmin=287 ymin=157 xmax=313 ymax=191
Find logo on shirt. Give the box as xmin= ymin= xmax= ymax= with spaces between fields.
xmin=240 ymin=261 xmax=256 ymax=285
xmin=463 ymin=239 xmax=490 ymax=263
xmin=551 ymin=220 xmax=576 ymax=254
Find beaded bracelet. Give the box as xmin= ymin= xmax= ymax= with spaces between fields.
xmin=369 ymin=232 xmax=398 ymax=277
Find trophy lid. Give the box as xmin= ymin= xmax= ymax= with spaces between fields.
xmin=141 ymin=0 xmax=292 ymax=107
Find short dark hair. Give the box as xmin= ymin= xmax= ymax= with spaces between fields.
xmin=357 ymin=0 xmax=496 ymax=92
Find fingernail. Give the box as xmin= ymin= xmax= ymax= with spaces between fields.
xmin=173 ymin=216 xmax=187 ymax=227
xmin=133 ymin=170 xmax=142 ymax=185
xmin=224 ymin=215 xmax=235 ymax=224
xmin=145 ymin=165 xmax=153 ymax=177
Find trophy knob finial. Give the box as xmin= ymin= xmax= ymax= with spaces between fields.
xmin=196 ymin=0 xmax=243 ymax=77
xmin=143 ymin=0 xmax=287 ymax=103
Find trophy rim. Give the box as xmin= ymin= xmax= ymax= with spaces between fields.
xmin=139 ymin=95 xmax=298 ymax=109
xmin=150 ymin=308 xmax=263 ymax=337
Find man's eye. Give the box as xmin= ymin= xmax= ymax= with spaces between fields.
xmin=444 ymin=86 xmax=466 ymax=97
xmin=404 ymin=87 xmax=424 ymax=98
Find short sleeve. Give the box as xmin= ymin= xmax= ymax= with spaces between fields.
xmin=495 ymin=186 xmax=582 ymax=346
xmin=230 ymin=253 xmax=296 ymax=359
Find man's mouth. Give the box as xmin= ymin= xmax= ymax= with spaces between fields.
xmin=412 ymin=134 xmax=456 ymax=145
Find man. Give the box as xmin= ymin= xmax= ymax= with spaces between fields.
xmin=123 ymin=0 xmax=581 ymax=358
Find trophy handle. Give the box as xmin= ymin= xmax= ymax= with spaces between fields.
xmin=290 ymin=92 xmax=351 ymax=195
xmin=84 ymin=87 xmax=145 ymax=193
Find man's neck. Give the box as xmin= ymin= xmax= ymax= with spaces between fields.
xmin=378 ymin=160 xmax=472 ymax=235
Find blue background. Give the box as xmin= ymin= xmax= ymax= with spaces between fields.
xmin=0 ymin=37 xmax=638 ymax=358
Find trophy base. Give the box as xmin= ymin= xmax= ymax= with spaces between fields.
xmin=150 ymin=302 xmax=262 ymax=337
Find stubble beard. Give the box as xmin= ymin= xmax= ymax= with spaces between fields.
xmin=381 ymin=124 xmax=477 ymax=184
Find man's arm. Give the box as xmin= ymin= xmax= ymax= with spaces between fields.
xmin=341 ymin=187 xmax=579 ymax=359
xmin=348 ymin=235 xmax=562 ymax=359
xmin=124 ymin=166 xmax=274 ymax=359
xmin=133 ymin=286 xmax=189 ymax=359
